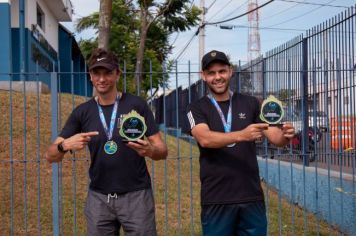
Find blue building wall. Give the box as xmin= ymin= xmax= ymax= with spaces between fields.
xmin=11 ymin=29 xmax=28 ymax=81
xmin=58 ymin=26 xmax=92 ymax=96
xmin=58 ymin=26 xmax=72 ymax=94
xmin=258 ymin=157 xmax=355 ymax=235
xmin=0 ymin=3 xmax=12 ymax=81
xmin=1 ymin=23 xmax=91 ymax=96
xmin=11 ymin=28 xmax=55 ymax=85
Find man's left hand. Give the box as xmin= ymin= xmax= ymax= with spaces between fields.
xmin=281 ymin=122 xmax=295 ymax=140
xmin=126 ymin=139 xmax=154 ymax=157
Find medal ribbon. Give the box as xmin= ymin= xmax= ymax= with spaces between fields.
xmin=95 ymin=95 xmax=119 ymax=140
xmin=207 ymin=90 xmax=233 ymax=133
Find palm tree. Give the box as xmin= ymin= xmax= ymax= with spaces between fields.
xmin=98 ymin=0 xmax=112 ymax=50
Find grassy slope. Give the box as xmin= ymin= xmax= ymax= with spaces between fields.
xmin=0 ymin=91 xmax=342 ymax=235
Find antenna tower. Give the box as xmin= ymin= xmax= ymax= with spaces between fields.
xmin=247 ymin=0 xmax=261 ymax=61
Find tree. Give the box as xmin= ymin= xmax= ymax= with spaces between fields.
xmin=75 ymin=0 xmax=200 ymax=97
xmin=98 ymin=0 xmax=112 ymax=50
xmin=134 ymin=0 xmax=201 ymax=95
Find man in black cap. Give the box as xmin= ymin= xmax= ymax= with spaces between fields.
xmin=45 ymin=48 xmax=167 ymax=235
xmin=187 ymin=50 xmax=294 ymax=235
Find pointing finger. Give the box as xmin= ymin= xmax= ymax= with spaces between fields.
xmin=83 ymin=131 xmax=99 ymax=137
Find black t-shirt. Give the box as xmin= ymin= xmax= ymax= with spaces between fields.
xmin=59 ymin=93 xmax=158 ymax=194
xmin=187 ymin=92 xmax=264 ymax=205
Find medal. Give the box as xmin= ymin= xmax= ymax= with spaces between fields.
xmin=96 ymin=94 xmax=120 ymax=155
xmin=104 ymin=140 xmax=118 ymax=155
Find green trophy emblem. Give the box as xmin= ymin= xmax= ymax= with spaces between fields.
xmin=259 ymin=95 xmax=284 ymax=126
xmin=119 ymin=110 xmax=147 ymax=142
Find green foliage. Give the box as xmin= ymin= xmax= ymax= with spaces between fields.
xmin=75 ymin=12 xmax=99 ymax=33
xmin=279 ymin=88 xmax=296 ymax=102
xmin=160 ymin=1 xmax=201 ymax=32
xmin=75 ymin=0 xmax=200 ymax=97
xmin=77 ymin=38 xmax=97 ymax=60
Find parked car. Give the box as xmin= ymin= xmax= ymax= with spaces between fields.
xmin=284 ymin=109 xmax=324 ymax=142
xmin=308 ymin=110 xmax=329 ymax=132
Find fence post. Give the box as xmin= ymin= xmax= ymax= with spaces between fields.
xmin=123 ymin=60 xmax=127 ymax=93
xmin=237 ymin=60 xmax=241 ymax=93
xmin=149 ymin=60 xmax=155 ymax=193
xmin=301 ymin=37 xmax=310 ymax=166
xmin=175 ymin=60 xmax=181 ymax=235
xmin=162 ymin=63 xmax=168 ymax=236
xmin=50 ymin=72 xmax=60 ymax=236
xmin=19 ymin=0 xmax=25 ymax=81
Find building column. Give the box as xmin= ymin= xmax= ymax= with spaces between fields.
xmin=0 ymin=1 xmax=12 ymax=81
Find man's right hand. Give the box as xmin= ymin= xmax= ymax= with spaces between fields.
xmin=238 ymin=123 xmax=269 ymax=142
xmin=62 ymin=131 xmax=99 ymax=151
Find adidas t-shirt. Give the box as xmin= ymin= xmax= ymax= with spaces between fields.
xmin=187 ymin=92 xmax=264 ymax=205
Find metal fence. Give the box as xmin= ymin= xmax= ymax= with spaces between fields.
xmin=0 ymin=4 xmax=355 ymax=236
xmin=157 ymin=5 xmax=356 ymax=168
xmin=154 ymin=4 xmax=355 ymax=235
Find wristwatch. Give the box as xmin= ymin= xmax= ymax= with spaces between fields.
xmin=57 ymin=141 xmax=68 ymax=153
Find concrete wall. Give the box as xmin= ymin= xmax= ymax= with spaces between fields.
xmin=258 ymin=157 xmax=355 ymax=235
xmin=0 ymin=81 xmax=50 ymax=93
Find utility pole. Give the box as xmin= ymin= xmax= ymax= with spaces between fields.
xmin=199 ymin=0 xmax=206 ymax=96
xmin=199 ymin=0 xmax=205 ymax=68
xmin=248 ymin=0 xmax=262 ymax=96
xmin=247 ymin=0 xmax=261 ymax=61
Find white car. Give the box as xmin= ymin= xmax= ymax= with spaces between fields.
xmin=285 ymin=110 xmax=328 ymax=132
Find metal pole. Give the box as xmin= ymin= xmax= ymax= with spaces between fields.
xmin=19 ymin=1 xmax=28 ymax=233
xmin=162 ymin=63 xmax=168 ymax=236
xmin=301 ymin=37 xmax=309 ymax=166
xmin=71 ymin=61 xmax=77 ymax=236
xmin=19 ymin=0 xmax=25 ymax=81
xmin=51 ymin=72 xmax=60 ymax=236
xmin=188 ymin=60 xmax=194 ymax=236
xmin=149 ymin=60 xmax=155 ymax=193
xmin=199 ymin=0 xmax=205 ymax=97
xmin=175 ymin=61 xmax=181 ymax=235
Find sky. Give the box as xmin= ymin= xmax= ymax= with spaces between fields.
xmin=62 ymin=0 xmax=355 ymax=87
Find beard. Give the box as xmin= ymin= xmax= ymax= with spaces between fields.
xmin=207 ymin=80 xmax=230 ymax=96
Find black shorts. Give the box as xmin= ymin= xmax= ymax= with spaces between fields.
xmin=201 ymin=201 xmax=267 ymax=236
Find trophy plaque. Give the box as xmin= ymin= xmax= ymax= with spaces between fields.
xmin=259 ymin=95 xmax=284 ymax=126
xmin=119 ymin=110 xmax=147 ymax=142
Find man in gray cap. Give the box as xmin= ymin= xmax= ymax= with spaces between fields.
xmin=45 ymin=48 xmax=167 ymax=235
xmin=187 ymin=50 xmax=295 ymax=235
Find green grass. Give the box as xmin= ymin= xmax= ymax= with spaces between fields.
xmin=0 ymin=91 xmax=343 ymax=235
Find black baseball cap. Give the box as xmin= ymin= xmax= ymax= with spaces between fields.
xmin=88 ymin=48 xmax=119 ymax=71
xmin=202 ymin=50 xmax=230 ymax=70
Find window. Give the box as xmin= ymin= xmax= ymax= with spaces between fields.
xmin=31 ymin=43 xmax=53 ymax=72
xmin=37 ymin=4 xmax=45 ymax=31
